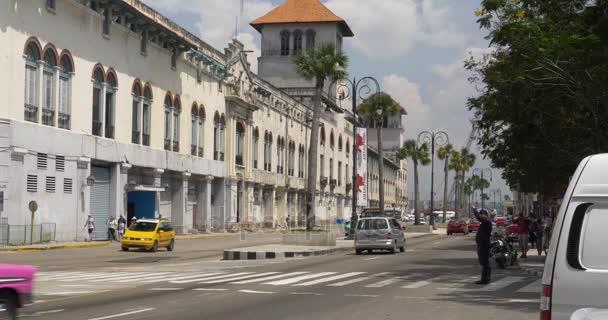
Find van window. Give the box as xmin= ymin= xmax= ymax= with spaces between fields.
xmin=391 ymin=219 xmax=401 ymax=229
xmin=581 ymin=206 xmax=608 ymax=269
xmin=373 ymin=219 xmax=388 ymax=230
xmin=357 ymin=220 xmax=371 ymax=230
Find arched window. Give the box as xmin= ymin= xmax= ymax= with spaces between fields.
xmin=293 ymin=30 xmax=303 ymax=53
xmin=298 ymin=145 xmax=305 ymax=178
xmin=172 ymin=96 xmax=181 ymax=152
xmin=330 ymin=130 xmax=335 ymax=150
xmin=91 ymin=65 xmax=105 ymax=136
xmin=58 ymin=52 xmax=73 ymax=129
xmin=277 ymin=137 xmax=284 ymax=174
xmin=24 ymin=39 xmax=41 ymax=123
xmin=190 ymin=103 xmax=198 ymax=155
xmin=253 ymin=127 xmax=259 ymax=169
xmin=306 ymin=29 xmax=316 ymax=50
xmin=213 ymin=113 xmax=220 ymax=160
xmin=280 ymin=30 xmax=290 ymax=56
xmin=164 ymin=93 xmax=173 ymax=150
xmin=346 ymin=138 xmax=350 ymax=155
xmin=236 ymin=122 xmax=245 ymax=166
xmin=104 ymin=71 xmax=117 ymax=139
xmin=267 ymin=133 xmax=273 ymax=171
xmin=320 ymin=127 xmax=326 ymax=146
xmin=197 ymin=106 xmax=205 ymax=157
xmin=131 ymin=80 xmax=143 ymax=144
xmin=219 ymin=114 xmax=226 ymax=161
xmin=288 ymin=142 xmax=295 ymax=176
xmin=338 ymin=134 xmax=343 ymax=152
xmin=42 ymin=47 xmax=57 ymax=126
xmin=142 ymin=84 xmax=152 ymax=146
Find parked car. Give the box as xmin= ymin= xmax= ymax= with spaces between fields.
xmin=354 ymin=217 xmax=406 ymax=255
xmin=542 ymin=154 xmax=608 ymax=320
xmin=447 ymin=219 xmax=469 ymax=235
xmin=0 ymin=264 xmax=36 ymax=320
xmin=468 ymin=218 xmax=481 ymax=233
xmin=121 ymin=219 xmax=175 ymax=252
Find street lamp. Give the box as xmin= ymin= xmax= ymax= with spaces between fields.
xmin=417 ymin=131 xmax=449 ymax=230
xmin=329 ymin=77 xmax=380 ymax=239
xmin=472 ymin=168 xmax=492 ymax=208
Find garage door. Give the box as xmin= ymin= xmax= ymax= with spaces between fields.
xmin=90 ymin=166 xmax=111 ymax=240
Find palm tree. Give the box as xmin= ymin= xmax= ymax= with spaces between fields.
xmin=437 ymin=144 xmax=453 ymax=223
xmin=449 ymin=149 xmax=476 ymax=219
xmin=294 ymin=44 xmax=348 ymax=230
xmin=397 ymin=140 xmax=430 ymax=225
xmin=358 ymin=92 xmax=401 ymax=215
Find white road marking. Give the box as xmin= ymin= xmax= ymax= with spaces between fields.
xmin=507 ymin=298 xmax=539 ymax=303
xmin=45 ymin=291 xmax=96 ymax=295
xmin=193 ymin=288 xmax=229 ymax=291
xmin=238 ymin=289 xmax=274 ymax=294
xmin=201 ymin=272 xmax=279 ymax=284
xmin=365 ymin=278 xmax=403 ymax=288
xmin=294 ymin=272 xmax=367 ymax=286
xmin=516 ymin=279 xmax=542 ymax=293
xmin=345 ymin=294 xmax=379 ymax=298
xmin=114 ymin=272 xmax=174 ymax=283
xmin=30 ymin=309 xmax=65 ymax=315
xmin=62 ymin=272 xmax=133 ymax=282
xmin=263 ymin=272 xmax=337 ymax=286
xmin=142 ymin=272 xmax=223 ymax=283
xmin=87 ymin=273 xmax=149 ymax=282
xmin=45 ymin=272 xmax=108 ymax=282
xmin=401 ymin=277 xmax=442 ymax=289
xmin=171 ymin=272 xmax=250 ymax=284
xmin=327 ymin=272 xmax=391 ymax=287
xmin=87 ymin=307 xmax=155 ymax=320
xmin=364 ymin=257 xmax=379 ymax=261
xmin=230 ymin=272 xmax=308 ymax=284
xmin=479 ymin=276 xmax=524 ymax=292
xmin=288 ymin=292 xmax=324 ymax=296
xmin=37 ymin=272 xmax=88 ymax=281
xmin=148 ymin=288 xmax=183 ymax=291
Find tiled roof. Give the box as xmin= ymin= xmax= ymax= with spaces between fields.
xmin=250 ymin=0 xmax=353 ymax=37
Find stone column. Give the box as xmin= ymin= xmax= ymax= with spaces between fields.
xmin=198 ymin=176 xmax=214 ymax=232
xmin=246 ymin=182 xmax=254 ymax=223
xmin=171 ymin=172 xmax=190 ymax=234
xmin=110 ymin=163 xmax=131 ymax=220
xmin=76 ymin=157 xmax=91 ymax=241
xmin=224 ymin=178 xmax=238 ymax=227
xmin=153 ymin=169 xmax=164 ymax=217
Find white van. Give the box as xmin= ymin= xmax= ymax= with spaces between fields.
xmin=542 ymin=154 xmax=608 ymax=320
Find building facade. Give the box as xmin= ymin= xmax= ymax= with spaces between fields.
xmin=0 ymin=0 xmax=407 ymax=242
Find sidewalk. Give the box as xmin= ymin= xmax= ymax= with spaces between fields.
xmin=518 ymin=254 xmax=545 ymax=277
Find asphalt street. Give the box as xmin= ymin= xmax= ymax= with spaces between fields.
xmin=9 ymin=233 xmax=539 ymax=320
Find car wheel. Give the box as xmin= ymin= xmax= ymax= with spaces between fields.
xmin=389 ymin=246 xmax=396 ymax=254
xmin=399 ymin=246 xmax=405 ymax=253
xmin=150 ymin=241 xmax=158 ymax=253
xmin=167 ymin=239 xmax=175 ymax=252
xmin=355 ymin=249 xmax=362 ymax=255
xmin=121 ymin=247 xmax=129 ymax=252
xmin=0 ymin=290 xmax=18 ymax=320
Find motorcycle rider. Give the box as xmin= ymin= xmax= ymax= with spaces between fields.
xmin=472 ymin=204 xmax=492 ymax=284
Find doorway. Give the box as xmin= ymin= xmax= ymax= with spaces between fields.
xmin=127 ymin=191 xmax=156 ymax=220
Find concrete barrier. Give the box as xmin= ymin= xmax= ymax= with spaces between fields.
xmin=280 ymin=232 xmax=337 ymax=246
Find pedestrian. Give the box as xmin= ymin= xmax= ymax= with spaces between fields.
xmin=533 ymin=217 xmax=544 ymax=256
xmin=117 ymin=215 xmax=126 ymax=241
xmin=129 ymin=217 xmax=137 ymax=228
xmin=83 ymin=215 xmax=95 ymax=242
xmin=285 ymin=215 xmax=291 ymax=230
xmin=472 ymin=204 xmax=492 ymax=285
xmin=515 ymin=214 xmax=530 ymax=258
xmin=107 ymin=216 xmax=117 ymax=243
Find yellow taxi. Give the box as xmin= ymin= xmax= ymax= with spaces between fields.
xmin=121 ymin=219 xmax=175 ymax=252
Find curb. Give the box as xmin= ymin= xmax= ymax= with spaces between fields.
xmin=0 ymin=242 xmax=109 ymax=252
xmin=519 ymin=264 xmax=543 ymax=277
xmin=223 ymin=246 xmax=351 ymax=260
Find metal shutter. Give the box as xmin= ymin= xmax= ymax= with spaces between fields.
xmin=90 ymin=166 xmax=111 ymax=240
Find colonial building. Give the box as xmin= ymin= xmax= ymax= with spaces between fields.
xmin=0 ymin=0 xmax=407 ymax=243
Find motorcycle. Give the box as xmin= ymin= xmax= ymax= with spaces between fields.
xmin=490 ymin=235 xmax=518 ymax=269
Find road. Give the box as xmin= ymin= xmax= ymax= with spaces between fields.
xmin=6 ymin=233 xmax=540 ymax=320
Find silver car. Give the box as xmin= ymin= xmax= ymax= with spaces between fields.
xmin=354 ymin=217 xmax=406 ymax=255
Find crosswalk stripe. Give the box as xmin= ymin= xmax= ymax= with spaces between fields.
xmin=115 ymin=273 xmax=175 ymax=283
xmin=264 ymin=272 xmax=337 ymax=286
xmin=294 ymin=272 xmax=367 ymax=286
xmin=88 ymin=273 xmax=150 ymax=282
xmin=479 ymin=276 xmax=524 ymax=292
xmin=61 ymin=272 xmax=133 ymax=282
xmin=230 ymin=272 xmax=308 ymax=284
xmin=365 ymin=278 xmax=403 ymax=288
xmin=170 ymin=273 xmax=251 ymax=284
xmin=52 ymin=273 xmax=111 ymax=282
xmin=516 ymin=279 xmax=542 ymax=293
xmin=327 ymin=272 xmax=391 ymax=287
xmin=401 ymin=277 xmax=442 ymax=289
xmin=201 ymin=272 xmax=280 ymax=284
xmin=142 ymin=273 xmax=223 ymax=283
xmin=37 ymin=272 xmax=88 ymax=281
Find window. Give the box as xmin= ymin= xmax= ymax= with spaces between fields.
xmin=293 ymin=30 xmax=303 ymax=53
xmin=298 ymin=145 xmax=305 ymax=178
xmin=64 ymin=178 xmax=73 ymax=194
xmin=164 ymin=94 xmax=172 ymax=150
xmin=24 ymin=41 xmax=40 ymax=123
xmin=236 ymin=122 xmax=245 ymax=166
xmin=56 ymin=155 xmax=65 ymax=172
xmin=280 ymin=30 xmax=290 ymax=56
xmin=27 ymin=175 xmax=37 ymax=193
xmin=330 ymin=130 xmax=335 ymax=150
xmin=338 ymin=161 xmax=342 ymax=186
xmin=58 ymin=53 xmax=73 ymax=129
xmin=42 ymin=48 xmax=57 ymax=126
xmin=197 ymin=107 xmax=205 ymax=157
xmin=320 ymin=154 xmax=325 ymax=180
xmin=46 ymin=176 xmax=56 ymax=193
xmin=581 ymin=205 xmax=608 ymax=269
xmin=37 ymin=153 xmax=47 ymax=170
xmin=336 ymin=33 xmax=343 ymax=54
xmin=132 ymin=81 xmax=142 ymax=144
xmin=276 ymin=137 xmax=283 ymax=174
xmin=191 ymin=104 xmax=198 ymax=155
xmin=219 ymin=115 xmax=225 ymax=161
xmin=142 ymin=85 xmax=152 ymax=146
xmin=253 ymin=128 xmax=259 ymax=169
xmin=346 ymin=139 xmax=350 ymax=155
xmin=172 ymin=96 xmax=181 ymax=152
xmin=92 ymin=66 xmax=104 ymax=136
xmin=346 ymin=164 xmax=349 ymax=184
xmin=264 ymin=132 xmax=273 ymax=171
xmin=213 ymin=113 xmax=220 ymax=160
xmin=329 ymin=158 xmax=334 ymax=181
xmin=171 ymin=47 xmax=177 ymax=70
xmin=288 ymin=142 xmax=295 ymax=176
xmin=105 ymin=71 xmax=117 ymax=139
xmin=320 ymin=127 xmax=326 ymax=146
xmin=306 ymin=29 xmax=316 ymax=50
xmin=338 ymin=135 xmax=343 ymax=152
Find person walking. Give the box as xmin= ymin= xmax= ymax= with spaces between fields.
xmin=472 ymin=204 xmax=492 ymax=285
xmin=515 ymin=214 xmax=530 ymax=258
xmin=107 ymin=217 xmax=117 ymax=243
xmin=83 ymin=215 xmax=95 ymax=242
xmin=117 ymin=215 xmax=126 ymax=241
xmin=531 ymin=217 xmax=544 ymax=256
xmin=285 ymin=215 xmax=291 ymax=230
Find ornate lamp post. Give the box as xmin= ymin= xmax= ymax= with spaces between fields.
xmin=417 ymin=131 xmax=449 ymax=229
xmin=329 ymin=77 xmax=380 ymax=239
xmin=473 ymin=168 xmax=492 ymax=208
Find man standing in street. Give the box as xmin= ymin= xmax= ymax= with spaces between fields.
xmin=472 ymin=204 xmax=492 ymax=285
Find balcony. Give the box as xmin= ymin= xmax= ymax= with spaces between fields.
xmin=236 ymin=155 xmax=243 ymax=166
xmin=198 ymin=147 xmax=203 ymax=157
xmin=42 ymin=108 xmax=55 ymax=126
xmin=24 ymin=104 xmax=37 ymax=123
xmin=164 ymin=139 xmax=171 ymax=151
xmin=132 ymin=131 xmax=141 ymax=144
xmin=172 ymin=141 xmax=180 ymax=152
xmin=58 ymin=112 xmax=70 ymax=129
xmin=142 ymin=134 xmax=150 ymax=146
xmin=92 ymin=121 xmax=102 ymax=136
xmin=330 ymin=179 xmax=337 ymax=188
xmin=105 ymin=125 xmax=114 ymax=139
xmin=253 ymin=169 xmax=277 ymax=186
xmin=235 ymin=165 xmax=245 ymax=177
xmin=287 ymin=176 xmax=305 ymax=190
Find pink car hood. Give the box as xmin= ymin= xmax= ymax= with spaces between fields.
xmin=0 ymin=264 xmax=36 ymax=295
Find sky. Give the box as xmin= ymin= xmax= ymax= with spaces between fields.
xmin=143 ymin=0 xmax=512 ymax=205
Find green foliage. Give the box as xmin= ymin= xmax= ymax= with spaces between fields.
xmin=357 ymin=92 xmax=401 ymax=126
xmin=293 ymin=44 xmax=348 ymax=82
xmin=468 ymin=0 xmax=608 ymax=195
xmin=398 ymin=140 xmax=431 ymax=166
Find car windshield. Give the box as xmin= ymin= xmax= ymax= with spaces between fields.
xmin=129 ymin=222 xmax=157 ymax=232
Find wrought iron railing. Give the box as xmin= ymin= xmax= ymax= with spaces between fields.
xmin=24 ymin=104 xmax=37 ymax=123
xmin=164 ymin=139 xmax=171 ymax=151
xmin=1 ymin=223 xmax=56 ymax=246
xmin=142 ymin=134 xmax=150 ymax=146
xmin=173 ymin=141 xmax=180 ymax=152
xmin=132 ymin=131 xmax=141 ymax=144
xmin=58 ymin=112 xmax=70 ymax=129
xmin=42 ymin=108 xmax=55 ymax=126
xmin=198 ymin=147 xmax=203 ymax=157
